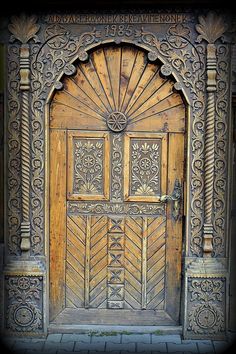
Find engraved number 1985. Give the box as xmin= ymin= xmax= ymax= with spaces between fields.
xmin=104 ymin=25 xmax=133 ymax=37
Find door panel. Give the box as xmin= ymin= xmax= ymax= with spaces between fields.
xmin=67 ymin=131 xmax=110 ymax=200
xmin=49 ymin=44 xmax=185 ymax=324
xmin=124 ymin=133 xmax=167 ymax=202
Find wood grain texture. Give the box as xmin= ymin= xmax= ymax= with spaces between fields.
xmin=66 ymin=215 xmax=86 ymax=308
xmin=165 ymin=133 xmax=185 ymax=322
xmin=89 ymin=216 xmax=108 ymax=308
xmin=49 ymin=129 xmax=67 ymax=320
xmin=49 ymin=44 xmax=185 ymax=325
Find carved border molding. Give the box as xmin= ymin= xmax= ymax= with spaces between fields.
xmin=5 ymin=11 xmax=231 ymax=338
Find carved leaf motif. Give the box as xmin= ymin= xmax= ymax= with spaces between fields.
xmin=195 ymin=12 xmax=227 ymax=44
xmin=8 ymin=14 xmax=40 ymax=44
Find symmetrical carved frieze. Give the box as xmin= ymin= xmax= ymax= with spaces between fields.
xmin=5 ymin=275 xmax=43 ymax=333
xmin=68 ymin=201 xmax=165 ymax=216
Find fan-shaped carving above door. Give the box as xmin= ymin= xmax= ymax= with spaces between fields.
xmin=50 ymin=45 xmax=185 ymax=133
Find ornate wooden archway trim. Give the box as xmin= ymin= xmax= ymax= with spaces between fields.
xmin=4 ymin=11 xmax=231 ymax=338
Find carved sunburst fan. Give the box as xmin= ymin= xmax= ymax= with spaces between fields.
xmin=51 ymin=45 xmax=185 ymax=132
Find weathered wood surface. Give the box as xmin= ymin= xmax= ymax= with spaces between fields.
xmin=49 ymin=129 xmax=67 ymax=320
xmin=49 ymin=45 xmax=185 ymax=324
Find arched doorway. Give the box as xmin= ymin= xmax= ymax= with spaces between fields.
xmin=49 ymin=44 xmax=186 ymax=325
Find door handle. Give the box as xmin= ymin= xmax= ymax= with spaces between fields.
xmin=159 ymin=179 xmax=182 ymax=220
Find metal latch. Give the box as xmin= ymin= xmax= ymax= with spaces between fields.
xmin=160 ymin=179 xmax=182 ymax=220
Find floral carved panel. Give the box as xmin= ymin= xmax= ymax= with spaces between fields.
xmin=186 ymin=277 xmax=226 ymax=338
xmin=5 ymin=276 xmax=43 ymax=333
xmin=130 ymin=139 xmax=161 ymax=197
xmin=73 ymin=139 xmax=104 ymax=196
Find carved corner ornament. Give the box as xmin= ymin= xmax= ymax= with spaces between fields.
xmin=8 ymin=15 xmax=40 ymax=254
xmin=195 ymin=13 xmax=227 ymax=257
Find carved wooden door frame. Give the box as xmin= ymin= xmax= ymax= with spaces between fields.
xmin=3 ymin=11 xmax=231 ymax=339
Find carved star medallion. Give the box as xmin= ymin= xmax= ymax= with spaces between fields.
xmin=107 ymin=112 xmax=128 ymax=132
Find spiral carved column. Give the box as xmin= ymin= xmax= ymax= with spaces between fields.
xmin=19 ymin=44 xmax=31 ymax=253
xmin=203 ymin=44 xmax=217 ymax=257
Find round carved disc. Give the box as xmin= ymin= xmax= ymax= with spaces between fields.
xmin=107 ymin=112 xmax=128 ymax=132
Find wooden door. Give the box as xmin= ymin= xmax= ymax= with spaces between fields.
xmin=49 ymin=45 xmax=185 ymax=325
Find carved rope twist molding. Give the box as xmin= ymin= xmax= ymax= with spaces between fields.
xmin=19 ymin=52 xmax=31 ymax=252
xmin=204 ymin=91 xmax=215 ymax=224
xmin=21 ymin=91 xmax=30 ymax=221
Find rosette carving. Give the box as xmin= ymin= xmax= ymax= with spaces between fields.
xmin=5 ymin=276 xmax=43 ymax=332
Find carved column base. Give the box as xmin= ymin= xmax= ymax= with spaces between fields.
xmin=3 ymin=260 xmax=46 ymax=336
xmin=183 ymin=257 xmax=228 ymax=339
xmin=203 ymin=223 xmax=213 ymax=257
xmin=20 ymin=221 xmax=31 ymax=253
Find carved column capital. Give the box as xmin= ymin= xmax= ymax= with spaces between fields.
xmin=8 ymin=14 xmax=40 ymax=45
xmin=196 ymin=12 xmax=228 ymax=45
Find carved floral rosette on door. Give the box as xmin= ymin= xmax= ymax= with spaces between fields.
xmin=49 ymin=45 xmax=185 ymax=324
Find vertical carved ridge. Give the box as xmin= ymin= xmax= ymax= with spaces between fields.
xmin=195 ymin=13 xmax=227 ymax=257
xmin=203 ymin=44 xmax=217 ymax=257
xmin=19 ymin=46 xmax=31 ymax=253
xmin=8 ymin=15 xmax=40 ymax=254
xmin=204 ymin=92 xmax=215 ymax=224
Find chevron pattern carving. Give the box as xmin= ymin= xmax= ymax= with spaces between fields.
xmin=89 ymin=215 xmax=108 ymax=308
xmin=66 ymin=215 xmax=86 ymax=308
xmin=65 ymin=214 xmax=166 ymax=310
xmin=146 ymin=216 xmax=166 ymax=309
